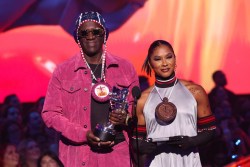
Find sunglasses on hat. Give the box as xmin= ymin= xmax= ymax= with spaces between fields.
xmin=78 ymin=28 xmax=104 ymax=39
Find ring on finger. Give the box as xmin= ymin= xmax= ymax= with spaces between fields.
xmin=98 ymin=142 xmax=101 ymax=147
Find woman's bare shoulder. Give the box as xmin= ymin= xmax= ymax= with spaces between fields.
xmin=179 ymin=79 xmax=207 ymax=98
xmin=138 ymin=86 xmax=154 ymax=103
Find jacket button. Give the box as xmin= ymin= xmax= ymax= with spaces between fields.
xmin=84 ymin=125 xmax=87 ymax=128
xmin=83 ymin=107 xmax=87 ymax=111
xmin=84 ymin=88 xmax=88 ymax=92
xmin=84 ymin=71 xmax=88 ymax=74
xmin=82 ymin=162 xmax=85 ymax=166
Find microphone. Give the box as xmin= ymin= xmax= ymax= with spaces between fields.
xmin=131 ymin=86 xmax=141 ymax=122
xmin=132 ymin=86 xmax=141 ymax=104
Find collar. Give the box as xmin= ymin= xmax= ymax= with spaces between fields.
xmin=74 ymin=51 xmax=119 ymax=71
xmin=155 ymin=73 xmax=177 ymax=88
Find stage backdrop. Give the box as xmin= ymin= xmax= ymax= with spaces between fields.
xmin=0 ymin=0 xmax=250 ymax=102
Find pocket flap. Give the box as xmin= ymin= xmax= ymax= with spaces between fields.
xmin=62 ymin=80 xmax=81 ymax=93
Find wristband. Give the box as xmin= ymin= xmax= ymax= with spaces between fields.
xmin=197 ymin=114 xmax=216 ymax=132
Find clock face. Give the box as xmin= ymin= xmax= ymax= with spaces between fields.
xmin=155 ymin=101 xmax=177 ymax=124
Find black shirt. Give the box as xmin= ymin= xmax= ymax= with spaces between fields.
xmin=89 ymin=64 xmax=125 ymax=144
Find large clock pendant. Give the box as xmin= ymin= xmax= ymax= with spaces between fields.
xmin=155 ymin=97 xmax=177 ymax=125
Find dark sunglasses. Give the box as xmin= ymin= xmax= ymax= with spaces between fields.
xmin=78 ymin=28 xmax=104 ymax=38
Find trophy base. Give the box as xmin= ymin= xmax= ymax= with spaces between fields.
xmin=94 ymin=128 xmax=116 ymax=142
xmin=94 ymin=124 xmax=116 ymax=142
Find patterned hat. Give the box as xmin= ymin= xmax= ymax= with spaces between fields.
xmin=74 ymin=11 xmax=109 ymax=43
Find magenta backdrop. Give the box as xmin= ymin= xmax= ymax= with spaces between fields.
xmin=0 ymin=0 xmax=250 ymax=102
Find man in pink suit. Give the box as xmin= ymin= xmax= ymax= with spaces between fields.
xmin=42 ymin=11 xmax=139 ymax=167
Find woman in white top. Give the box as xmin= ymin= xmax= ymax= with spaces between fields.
xmin=132 ymin=40 xmax=216 ymax=167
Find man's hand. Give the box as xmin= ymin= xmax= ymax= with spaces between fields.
xmin=109 ymin=109 xmax=127 ymax=125
xmin=86 ymin=130 xmax=114 ymax=148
